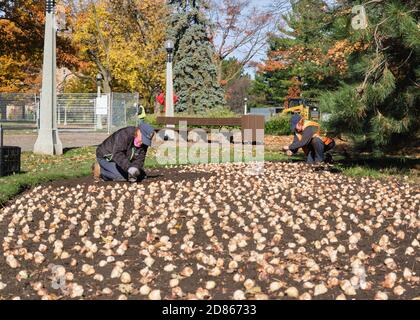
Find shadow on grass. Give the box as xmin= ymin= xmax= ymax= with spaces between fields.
xmin=337 ymin=156 xmax=419 ymax=171
xmin=331 ymin=154 xmax=419 ymax=181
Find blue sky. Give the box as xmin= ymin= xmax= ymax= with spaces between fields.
xmin=251 ymin=0 xmax=274 ymax=8
xmin=236 ymin=0 xmax=288 ymax=76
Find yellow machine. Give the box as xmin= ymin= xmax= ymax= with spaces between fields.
xmin=282 ymin=98 xmax=320 ymax=121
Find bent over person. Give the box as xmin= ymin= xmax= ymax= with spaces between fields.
xmin=93 ymin=123 xmax=155 ymax=182
xmin=283 ymin=114 xmax=335 ymax=164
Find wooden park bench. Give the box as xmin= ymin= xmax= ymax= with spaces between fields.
xmin=156 ymin=114 xmax=265 ymax=143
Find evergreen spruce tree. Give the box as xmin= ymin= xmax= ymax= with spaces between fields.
xmin=167 ymin=0 xmax=225 ymax=113
xmin=321 ymin=0 xmax=420 ymax=152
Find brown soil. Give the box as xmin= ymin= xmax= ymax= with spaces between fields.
xmin=0 ymin=162 xmax=419 ymax=300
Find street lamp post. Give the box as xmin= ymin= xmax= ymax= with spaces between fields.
xmin=165 ymin=40 xmax=175 ymax=140
xmin=96 ymin=73 xmax=103 ymax=130
xmin=34 ymin=0 xmax=63 ymax=155
xmin=244 ymin=97 xmax=248 ymax=115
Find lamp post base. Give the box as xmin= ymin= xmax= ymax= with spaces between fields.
xmin=34 ymin=129 xmax=63 ymax=155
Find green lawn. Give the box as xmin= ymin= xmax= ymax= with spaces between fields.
xmin=0 ymin=146 xmax=418 ymax=206
xmin=0 ymin=147 xmax=95 ymax=205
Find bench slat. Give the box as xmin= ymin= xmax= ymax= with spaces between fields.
xmin=156 ymin=117 xmax=242 ymax=126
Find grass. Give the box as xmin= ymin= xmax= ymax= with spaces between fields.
xmin=1 ymin=145 xmax=418 ymax=206
xmin=332 ymin=155 xmax=419 ymax=182
xmin=0 ymin=147 xmax=95 ymax=205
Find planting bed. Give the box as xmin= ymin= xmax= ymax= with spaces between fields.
xmin=0 ymin=162 xmax=419 ymax=300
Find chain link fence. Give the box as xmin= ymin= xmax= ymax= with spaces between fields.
xmin=0 ymin=92 xmax=139 ymax=133
xmin=0 ymin=93 xmax=38 ymax=123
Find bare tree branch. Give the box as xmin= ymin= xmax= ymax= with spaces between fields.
xmin=209 ymin=0 xmax=278 ymax=81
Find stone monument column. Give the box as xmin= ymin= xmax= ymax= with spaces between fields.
xmin=34 ymin=0 xmax=63 ymax=155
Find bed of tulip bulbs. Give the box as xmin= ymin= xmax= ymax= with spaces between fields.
xmin=0 ymin=162 xmax=419 ymax=300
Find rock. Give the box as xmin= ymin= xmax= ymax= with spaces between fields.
xmin=285 ymin=287 xmax=299 ymax=298
xmin=82 ymin=264 xmax=95 ymax=276
xmin=148 ymin=289 xmax=161 ymax=300
xmin=170 ymin=279 xmax=179 ymax=288
xmin=228 ymin=260 xmax=239 ymax=270
xmin=139 ymin=285 xmax=151 ymax=295
xmin=205 ymin=281 xmax=216 ymax=290
xmin=111 ymin=266 xmax=123 ymax=279
xmin=393 ymin=285 xmax=405 ymax=296
xmin=6 ymin=255 xmax=19 ymax=269
xmin=99 ymin=260 xmax=107 ymax=268
xmin=233 ymin=273 xmax=244 ymax=282
xmin=244 ymin=279 xmax=255 ymax=290
xmin=120 ymin=272 xmax=131 ymax=284
xmin=33 ymin=252 xmax=45 ymax=264
xmin=94 ymin=274 xmax=104 ymax=282
xmin=69 ymin=283 xmax=84 ymax=298
xmin=374 ymin=291 xmax=388 ymax=300
xmin=378 ymin=235 xmax=389 ymax=247
xmin=314 ymin=283 xmax=328 ymax=296
xmin=233 ymin=290 xmax=246 ymax=300
xmin=336 ymin=294 xmax=347 ymax=300
xmin=144 ymin=257 xmax=155 ymax=268
xmin=254 ymin=293 xmax=269 ymax=300
xmin=403 ymin=268 xmax=412 ymax=281
xmin=180 ymin=266 xmax=193 ymax=278
xmin=383 ymin=272 xmax=397 ymax=289
xmin=102 ymin=288 xmax=113 ymax=295
xmin=208 ymin=267 xmax=221 ymax=276
xmin=164 ymin=264 xmax=176 ymax=272
xmin=340 ymin=280 xmax=356 ymax=296
xmin=118 ymin=284 xmax=133 ymax=294
xmin=196 ymin=288 xmax=210 ymax=300
xmin=287 ymin=264 xmax=299 ymax=274
xmin=349 ymin=233 xmax=361 ymax=244
xmin=405 ymin=247 xmax=414 ymax=255
xmin=384 ymin=258 xmax=397 ymax=270
xmin=60 ymin=252 xmax=70 ymax=259
xmin=16 ymin=270 xmax=29 ymax=281
xmin=269 ymin=281 xmax=282 ymax=292
xmin=299 ymin=292 xmax=312 ymax=300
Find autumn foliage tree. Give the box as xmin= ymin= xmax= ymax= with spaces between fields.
xmin=256 ymin=0 xmax=367 ymax=99
xmin=68 ymin=0 xmax=167 ymax=105
xmin=0 ymin=0 xmax=78 ymax=92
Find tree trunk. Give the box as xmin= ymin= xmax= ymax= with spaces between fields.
xmin=103 ymin=71 xmax=112 ymax=94
xmin=216 ymin=57 xmax=223 ymax=84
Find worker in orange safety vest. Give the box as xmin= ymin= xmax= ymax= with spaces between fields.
xmin=282 ymin=114 xmax=335 ymax=164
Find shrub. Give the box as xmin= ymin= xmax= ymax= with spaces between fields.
xmin=144 ymin=114 xmax=158 ymax=127
xmin=196 ymin=106 xmax=239 ymax=118
xmin=265 ymin=114 xmax=292 ymax=136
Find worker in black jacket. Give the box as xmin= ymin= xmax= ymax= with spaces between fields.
xmin=282 ymin=114 xmax=335 ymax=164
xmin=94 ymin=123 xmax=155 ymax=182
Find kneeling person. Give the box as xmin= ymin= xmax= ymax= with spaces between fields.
xmin=283 ymin=114 xmax=335 ymax=164
xmin=94 ymin=123 xmax=155 ymax=182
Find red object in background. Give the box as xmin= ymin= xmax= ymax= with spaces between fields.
xmin=156 ymin=93 xmax=179 ymax=113
xmin=156 ymin=93 xmax=165 ymax=106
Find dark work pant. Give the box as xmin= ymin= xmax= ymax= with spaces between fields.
xmin=304 ymin=137 xmax=335 ymax=164
xmin=97 ymin=157 xmax=128 ymax=181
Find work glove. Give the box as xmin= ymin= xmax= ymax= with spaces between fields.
xmin=128 ymin=167 xmax=140 ymax=183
